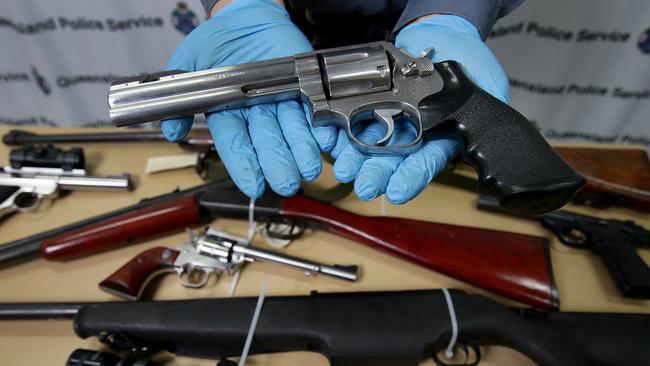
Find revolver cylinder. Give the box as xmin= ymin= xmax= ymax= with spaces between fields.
xmin=320 ymin=46 xmax=392 ymax=98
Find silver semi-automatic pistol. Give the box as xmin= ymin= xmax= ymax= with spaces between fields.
xmin=99 ymin=227 xmax=359 ymax=300
xmin=0 ymin=145 xmax=131 ymax=218
xmin=108 ymin=41 xmax=584 ymax=214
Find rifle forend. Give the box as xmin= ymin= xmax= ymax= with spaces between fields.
xmin=53 ymin=290 xmax=650 ymax=366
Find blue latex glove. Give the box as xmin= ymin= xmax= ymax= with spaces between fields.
xmin=161 ymin=0 xmax=337 ymax=199
xmin=332 ymin=15 xmax=510 ymax=204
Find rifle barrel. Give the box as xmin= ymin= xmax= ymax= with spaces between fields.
xmin=2 ymin=129 xmax=167 ymax=145
xmin=0 ymin=302 xmax=93 ymax=319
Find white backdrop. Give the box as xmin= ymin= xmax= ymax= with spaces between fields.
xmin=486 ymin=0 xmax=650 ymax=147
xmin=0 ymin=0 xmax=648 ymax=147
xmin=0 ymin=0 xmax=203 ymax=127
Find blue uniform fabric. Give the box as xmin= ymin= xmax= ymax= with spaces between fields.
xmin=201 ymin=0 xmax=523 ymax=38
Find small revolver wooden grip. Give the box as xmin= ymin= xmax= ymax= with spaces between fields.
xmin=99 ymin=247 xmax=179 ymax=300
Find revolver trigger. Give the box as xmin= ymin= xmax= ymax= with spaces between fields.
xmin=372 ymin=109 xmax=402 ymax=146
xmin=179 ymin=265 xmax=211 ymax=288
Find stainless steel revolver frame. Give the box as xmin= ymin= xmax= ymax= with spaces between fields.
xmin=109 ymin=41 xmax=584 ymax=214
xmin=109 ymin=42 xmax=437 ymax=154
xmin=99 ymin=228 xmax=358 ymax=300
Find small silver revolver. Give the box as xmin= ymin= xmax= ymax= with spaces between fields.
xmin=99 ymin=227 xmax=359 ymax=300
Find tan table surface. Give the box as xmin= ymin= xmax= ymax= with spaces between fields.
xmin=0 ymin=126 xmax=648 ymax=366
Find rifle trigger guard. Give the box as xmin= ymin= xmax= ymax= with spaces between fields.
xmin=264 ymin=217 xmax=305 ymax=241
xmin=431 ymin=341 xmax=481 ymax=366
xmin=217 ymin=358 xmax=238 ymax=366
xmin=99 ymin=332 xmax=154 ymax=357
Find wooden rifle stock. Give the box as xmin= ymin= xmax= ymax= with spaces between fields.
xmin=554 ymin=147 xmax=650 ymax=212
xmin=40 ymin=195 xmax=202 ymax=260
xmin=279 ymin=195 xmax=557 ymax=310
xmin=7 ymin=180 xmax=557 ymax=310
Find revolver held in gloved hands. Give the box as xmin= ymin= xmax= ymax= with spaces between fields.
xmin=108 ymin=41 xmax=583 ymax=214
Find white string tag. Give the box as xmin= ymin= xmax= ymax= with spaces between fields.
xmin=380 ymin=195 xmax=387 ymax=216
xmin=238 ymin=276 xmax=270 ymax=366
xmin=228 ymin=198 xmax=256 ymax=298
xmin=442 ymin=288 xmax=459 ymax=359
xmin=247 ymin=198 xmax=256 ymax=242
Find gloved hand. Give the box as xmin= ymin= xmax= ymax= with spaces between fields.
xmin=331 ymin=14 xmax=510 ymax=204
xmin=161 ymin=0 xmax=337 ymax=199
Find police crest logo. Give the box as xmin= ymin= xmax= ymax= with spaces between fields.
xmin=638 ymin=28 xmax=650 ymax=54
xmin=171 ymin=2 xmax=199 ymax=35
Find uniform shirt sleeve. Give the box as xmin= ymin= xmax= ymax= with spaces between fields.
xmin=394 ymin=0 xmax=524 ymax=39
xmin=201 ymin=0 xmax=219 ymax=15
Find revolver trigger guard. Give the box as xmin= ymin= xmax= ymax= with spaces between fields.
xmin=178 ymin=265 xmax=211 ymax=288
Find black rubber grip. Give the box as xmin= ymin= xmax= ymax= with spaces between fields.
xmin=596 ymin=240 xmax=650 ymax=298
xmin=0 ymin=186 xmax=19 ymax=205
xmin=420 ymin=61 xmax=584 ymax=214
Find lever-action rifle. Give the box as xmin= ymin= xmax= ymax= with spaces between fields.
xmin=478 ymin=194 xmax=650 ymax=299
xmin=1 ymin=289 xmax=648 ymax=366
xmin=0 ymin=179 xmax=557 ymax=310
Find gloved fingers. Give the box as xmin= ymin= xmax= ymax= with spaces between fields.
xmin=301 ymin=102 xmax=338 ymax=152
xmin=206 ymin=109 xmax=265 ymax=199
xmin=248 ymin=104 xmax=302 ymax=196
xmin=396 ymin=15 xmax=509 ymax=104
xmin=311 ymin=126 xmax=339 ymax=152
xmin=276 ymin=100 xmax=322 ymax=181
xmin=329 ymin=129 xmax=349 ymax=160
xmin=350 ymin=121 xmax=418 ymax=200
xmin=354 ymin=155 xmax=403 ymax=201
xmin=386 ymin=135 xmax=463 ymax=204
xmin=161 ymin=116 xmax=194 ymax=142
xmin=332 ymin=122 xmax=388 ymax=183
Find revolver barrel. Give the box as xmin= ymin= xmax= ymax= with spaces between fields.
xmin=109 ymin=57 xmax=300 ymax=126
xmin=196 ymin=229 xmax=359 ymax=282
xmin=231 ymin=244 xmax=359 ymax=282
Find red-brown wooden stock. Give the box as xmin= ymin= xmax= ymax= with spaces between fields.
xmin=280 ymin=195 xmax=557 ymax=310
xmin=555 ymin=147 xmax=650 ymax=212
xmin=40 ymin=196 xmax=201 ymax=260
xmin=99 ymin=247 xmax=180 ymax=299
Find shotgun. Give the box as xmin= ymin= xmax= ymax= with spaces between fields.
xmin=1 ymin=289 xmax=648 ymax=366
xmin=0 ymin=179 xmax=557 ymax=310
